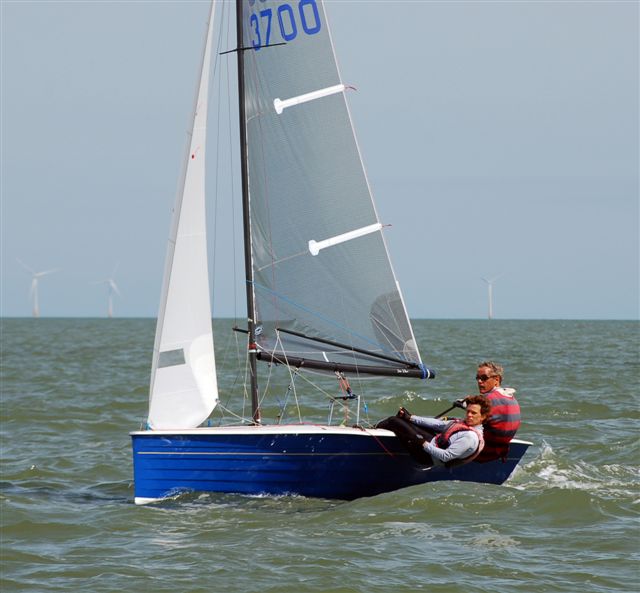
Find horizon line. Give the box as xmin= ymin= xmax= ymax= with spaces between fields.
xmin=0 ymin=316 xmax=637 ymax=322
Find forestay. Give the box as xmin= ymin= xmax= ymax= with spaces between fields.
xmin=148 ymin=2 xmax=219 ymax=429
xmin=240 ymin=0 xmax=427 ymax=378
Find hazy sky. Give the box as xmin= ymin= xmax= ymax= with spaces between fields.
xmin=1 ymin=0 xmax=638 ymax=319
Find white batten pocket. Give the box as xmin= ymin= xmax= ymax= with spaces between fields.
xmin=308 ymin=223 xmax=383 ymax=256
xmin=274 ymin=84 xmax=346 ymax=115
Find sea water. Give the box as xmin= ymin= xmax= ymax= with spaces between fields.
xmin=1 ymin=318 xmax=638 ymax=593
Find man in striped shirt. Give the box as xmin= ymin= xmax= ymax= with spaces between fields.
xmin=468 ymin=361 xmax=521 ymax=462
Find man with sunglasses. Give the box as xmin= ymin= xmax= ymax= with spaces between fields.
xmin=467 ymin=361 xmax=521 ymax=462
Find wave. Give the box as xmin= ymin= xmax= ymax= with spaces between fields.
xmin=509 ymin=441 xmax=638 ymax=501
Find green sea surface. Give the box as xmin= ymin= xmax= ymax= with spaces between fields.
xmin=1 ymin=318 xmax=638 ymax=592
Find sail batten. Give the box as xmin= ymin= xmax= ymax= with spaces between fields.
xmin=274 ymin=83 xmax=345 ymax=114
xmin=309 ymin=223 xmax=382 ymax=256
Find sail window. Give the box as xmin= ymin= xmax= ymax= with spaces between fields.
xmin=158 ymin=349 xmax=186 ymax=368
xmin=308 ymin=223 xmax=383 ymax=256
xmin=274 ymin=84 xmax=345 ymax=115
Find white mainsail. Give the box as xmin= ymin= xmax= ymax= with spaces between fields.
xmin=148 ymin=2 xmax=218 ymax=429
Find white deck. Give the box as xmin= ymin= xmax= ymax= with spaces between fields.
xmin=130 ymin=424 xmax=392 ymax=437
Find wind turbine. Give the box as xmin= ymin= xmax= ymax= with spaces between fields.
xmin=481 ymin=274 xmax=503 ymax=320
xmin=17 ymin=259 xmax=60 ymax=318
xmin=92 ymin=264 xmax=121 ymax=318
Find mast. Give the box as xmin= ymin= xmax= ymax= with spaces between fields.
xmin=235 ymin=0 xmax=260 ymax=423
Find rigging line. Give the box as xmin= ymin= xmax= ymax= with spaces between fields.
xmin=257 ymin=333 xmax=277 ymax=412
xmin=216 ymin=2 xmax=241 ymax=327
xmin=221 ymin=4 xmax=240 ymax=326
xmin=274 ymin=329 xmax=303 ymax=423
xmin=212 ymin=12 xmax=243 ymax=396
xmin=298 ymin=371 xmax=343 ymax=406
xmin=227 ymin=325 xmax=247 ymax=422
xmin=214 ymin=403 xmax=247 ymax=425
xmin=335 ymin=293 xmax=365 ymax=426
xmin=243 ymin=42 xmax=282 ymax=326
xmin=211 ymin=3 xmax=226 ymax=305
xmin=254 ymin=248 xmax=309 ymax=272
xmin=348 ymin=344 xmax=369 ymax=418
xmin=241 ymin=335 xmax=251 ymax=422
xmin=219 ymin=41 xmax=287 ymax=55
xmin=257 ymin=84 xmax=278 ymax=313
xmin=261 ymin=342 xmax=344 ymax=408
xmin=291 ymin=368 xmax=303 ymax=424
xmin=363 ymin=428 xmax=396 ymax=458
xmin=274 ymin=351 xmax=299 ymax=425
xmin=344 ymin=366 xmax=369 ymax=427
xmin=240 ymin=345 xmax=260 ymax=423
xmin=257 ymin=370 xmax=271 ymax=410
xmin=273 ymin=329 xmax=290 ymax=422
xmin=250 ymin=281 xmax=412 ymax=362
xmin=215 ymin=326 xmax=246 ymax=424
xmin=327 ymin=382 xmax=357 ymax=426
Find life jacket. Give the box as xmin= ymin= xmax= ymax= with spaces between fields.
xmin=433 ymin=419 xmax=484 ymax=468
xmin=475 ymin=387 xmax=521 ymax=463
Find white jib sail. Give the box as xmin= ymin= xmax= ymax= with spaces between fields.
xmin=148 ymin=1 xmax=218 ymax=430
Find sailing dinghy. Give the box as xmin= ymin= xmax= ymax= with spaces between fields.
xmin=130 ymin=0 xmax=531 ymax=504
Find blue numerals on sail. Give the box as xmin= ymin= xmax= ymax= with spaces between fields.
xmin=249 ymin=0 xmax=321 ymax=50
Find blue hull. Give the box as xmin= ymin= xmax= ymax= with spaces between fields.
xmin=131 ymin=426 xmax=531 ymax=503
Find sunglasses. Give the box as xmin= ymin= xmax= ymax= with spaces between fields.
xmin=476 ymin=374 xmax=496 ymax=381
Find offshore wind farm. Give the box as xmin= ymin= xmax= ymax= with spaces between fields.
xmin=16 ymin=259 xmax=60 ymax=318
xmin=16 ymin=259 xmax=123 ymax=318
xmin=10 ymin=258 xmax=514 ymax=321
xmin=481 ymin=275 xmax=503 ymax=320
xmin=91 ymin=264 xmax=121 ymax=319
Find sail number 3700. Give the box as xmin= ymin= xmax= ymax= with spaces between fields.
xmin=249 ymin=0 xmax=322 ymax=50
